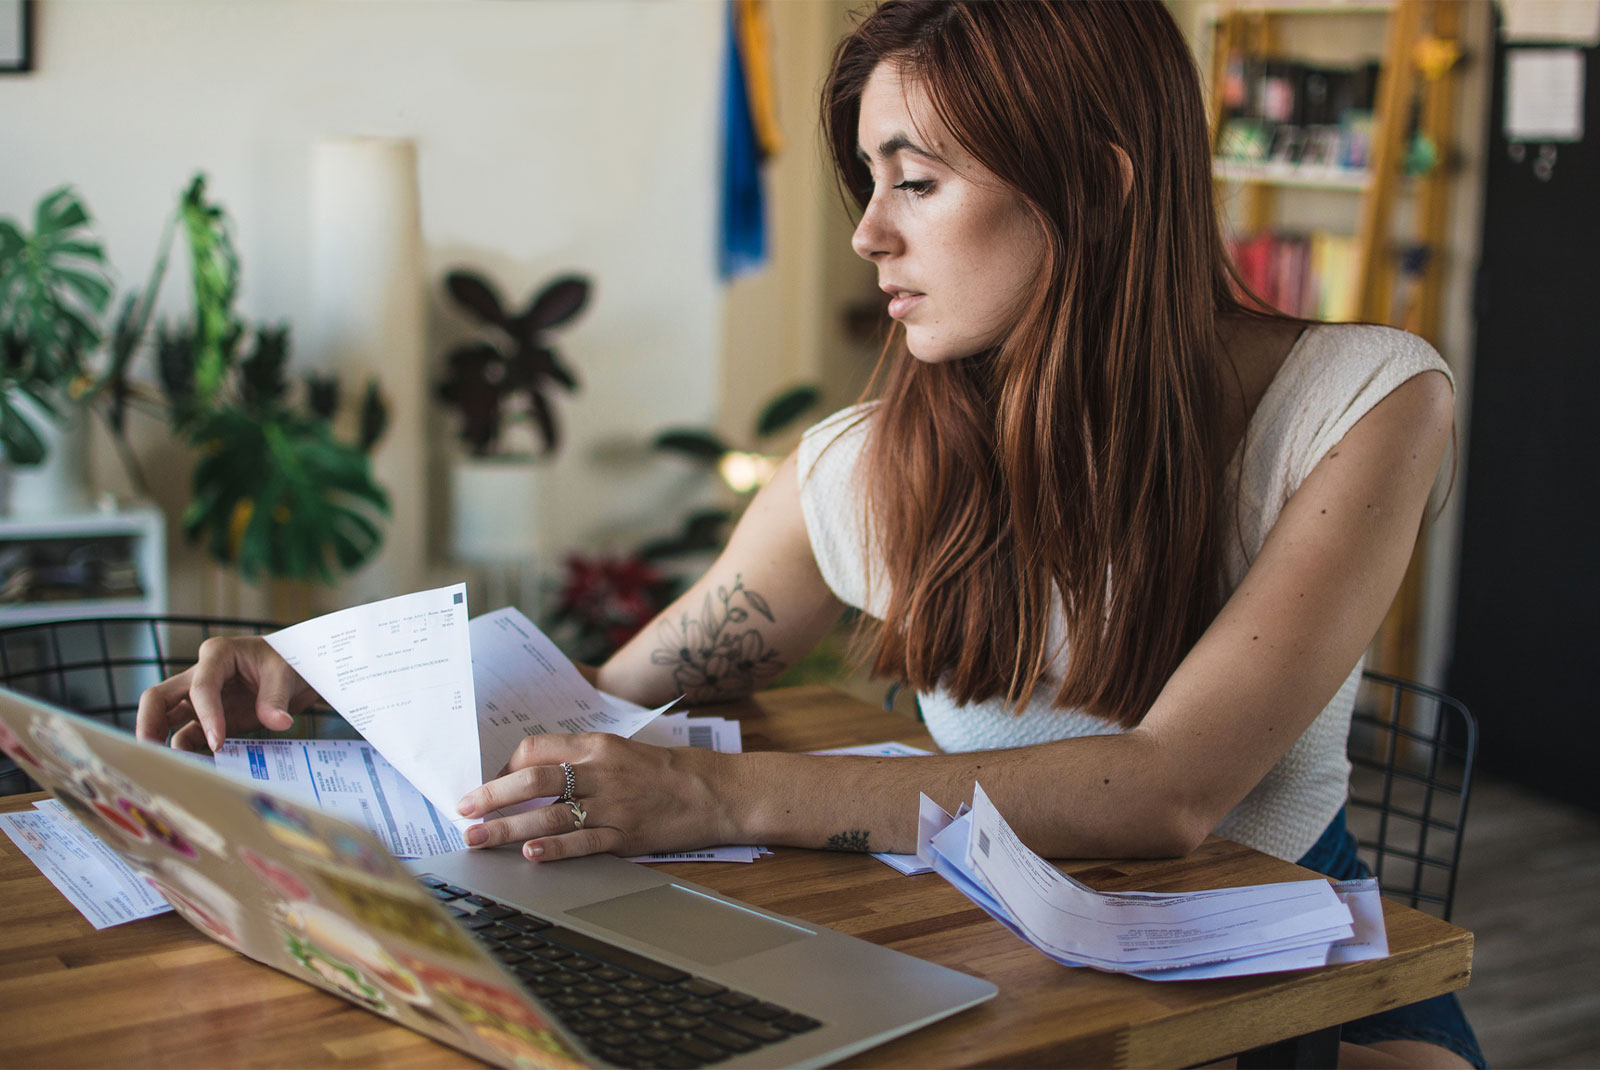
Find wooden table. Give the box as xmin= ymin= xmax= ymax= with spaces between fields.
xmin=0 ymin=686 xmax=1473 ymax=1068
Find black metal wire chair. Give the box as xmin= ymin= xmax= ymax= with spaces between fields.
xmin=1345 ymin=669 xmax=1477 ymax=922
xmin=0 ymin=615 xmax=355 ymax=795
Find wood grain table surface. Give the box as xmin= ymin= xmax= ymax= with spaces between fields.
xmin=0 ymin=685 xmax=1473 ymax=1068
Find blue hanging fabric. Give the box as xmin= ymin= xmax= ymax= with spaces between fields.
xmin=719 ymin=0 xmax=767 ymax=280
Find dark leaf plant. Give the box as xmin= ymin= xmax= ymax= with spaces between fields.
xmin=436 ymin=270 xmax=589 ymax=457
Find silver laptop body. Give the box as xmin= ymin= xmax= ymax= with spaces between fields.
xmin=0 ymin=688 xmax=995 ymax=1069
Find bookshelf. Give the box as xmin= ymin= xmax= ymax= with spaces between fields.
xmin=1205 ymin=0 xmax=1467 ymax=681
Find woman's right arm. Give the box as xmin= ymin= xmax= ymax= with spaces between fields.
xmin=137 ymin=448 xmax=846 ymax=749
xmin=594 ymin=449 xmax=846 ymax=707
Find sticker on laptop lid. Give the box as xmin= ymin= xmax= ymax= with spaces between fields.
xmin=277 ymin=901 xmax=427 ymax=1006
xmin=284 ymin=931 xmax=390 ymax=1015
xmin=400 ymin=957 xmax=588 ymax=1070
xmin=251 ymin=792 xmax=334 ymax=860
xmin=0 ymin=717 xmax=46 ymax=772
xmin=145 ymin=865 xmax=245 ymax=952
xmin=241 ymin=847 xmax=312 ymax=901
xmin=310 ymin=867 xmax=475 ymax=959
xmin=27 ymin=715 xmax=95 ymax=778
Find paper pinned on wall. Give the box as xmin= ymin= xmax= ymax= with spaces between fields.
xmin=1505 ymin=48 xmax=1586 ymax=142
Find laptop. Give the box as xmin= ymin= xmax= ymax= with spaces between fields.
xmin=0 ymin=687 xmax=995 ymax=1069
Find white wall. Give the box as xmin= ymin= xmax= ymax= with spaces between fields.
xmin=0 ymin=0 xmax=726 ymax=616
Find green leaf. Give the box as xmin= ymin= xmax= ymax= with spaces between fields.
xmin=51 ymin=267 xmax=113 ymax=313
xmin=755 ymin=385 xmax=821 ymax=437
xmin=0 ymin=221 xmax=24 ymax=265
xmin=0 ymin=391 xmax=48 ymax=465
xmin=652 ymin=429 xmax=728 ymax=462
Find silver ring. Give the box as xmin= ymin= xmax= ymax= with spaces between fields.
xmin=558 ymin=761 xmax=577 ymax=802
xmin=565 ymin=799 xmax=587 ymax=830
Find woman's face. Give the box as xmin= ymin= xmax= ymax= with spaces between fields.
xmin=852 ymin=62 xmax=1045 ymax=364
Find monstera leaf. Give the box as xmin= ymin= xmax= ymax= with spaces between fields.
xmin=182 ymin=408 xmax=390 ymax=584
xmin=0 ymin=187 xmax=114 ymax=463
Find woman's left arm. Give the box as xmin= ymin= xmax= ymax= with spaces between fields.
xmin=460 ymin=371 xmax=1453 ymax=861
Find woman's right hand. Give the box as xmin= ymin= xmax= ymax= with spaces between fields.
xmin=135 ymin=636 xmax=320 ymax=753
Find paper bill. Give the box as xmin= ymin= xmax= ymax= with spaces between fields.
xmin=265 ymin=584 xmax=479 ymax=831
xmin=214 ymin=738 xmax=466 ymax=858
xmin=0 ymin=801 xmax=173 ymax=928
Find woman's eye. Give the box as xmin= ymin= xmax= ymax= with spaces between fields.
xmin=893 ymin=179 xmax=934 ymax=197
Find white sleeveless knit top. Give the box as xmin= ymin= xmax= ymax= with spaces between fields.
xmin=797 ymin=324 xmax=1451 ymax=861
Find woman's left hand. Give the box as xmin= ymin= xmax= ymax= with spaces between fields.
xmin=454 ymin=732 xmax=742 ymax=861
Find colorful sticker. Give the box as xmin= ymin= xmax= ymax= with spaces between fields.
xmin=329 ymin=831 xmax=393 ymax=878
xmin=241 ymin=847 xmax=312 ymax=901
xmin=90 ymin=798 xmax=150 ymax=843
xmin=252 ymin=792 xmax=333 ymax=860
xmin=26 ymin=715 xmax=94 ymax=779
xmin=117 ymin=798 xmax=196 ymax=857
xmin=145 ymin=872 xmax=244 ymax=952
xmin=401 ymin=956 xmax=586 ymax=1070
xmin=150 ymin=796 xmax=227 ymax=856
xmin=284 ymin=931 xmax=390 ymax=1015
xmin=311 ymin=868 xmax=474 ymax=958
xmin=47 ymin=783 xmax=131 ymax=845
xmin=0 ymin=717 xmax=46 ymax=772
xmin=277 ymin=901 xmax=427 ymax=1006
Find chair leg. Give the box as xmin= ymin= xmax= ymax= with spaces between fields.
xmin=1237 ymin=1025 xmax=1340 ymax=1069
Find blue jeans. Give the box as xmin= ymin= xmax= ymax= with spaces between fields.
xmin=1295 ymin=808 xmax=1488 ymax=1068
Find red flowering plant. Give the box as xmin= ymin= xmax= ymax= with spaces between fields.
xmin=547 ymin=551 xmax=679 ymax=664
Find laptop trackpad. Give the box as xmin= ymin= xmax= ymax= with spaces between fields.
xmin=567 ymin=883 xmax=812 ymax=966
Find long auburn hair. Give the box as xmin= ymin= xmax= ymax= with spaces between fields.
xmin=822 ymin=0 xmax=1259 ymax=728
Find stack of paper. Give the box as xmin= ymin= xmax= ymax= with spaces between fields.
xmin=923 ymin=784 xmax=1388 ymax=979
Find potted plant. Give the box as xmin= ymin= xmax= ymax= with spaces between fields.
xmin=435 ymin=269 xmax=590 ymax=568
xmin=3 ymin=175 xmax=392 ymax=586
xmin=0 ymin=188 xmax=115 ymax=513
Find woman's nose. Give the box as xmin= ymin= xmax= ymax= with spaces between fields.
xmin=851 ymin=198 xmax=898 ymax=261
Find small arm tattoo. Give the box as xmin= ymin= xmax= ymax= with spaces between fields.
xmin=824 ymin=830 xmax=872 ymax=853
xmin=649 ymin=575 xmax=786 ymax=702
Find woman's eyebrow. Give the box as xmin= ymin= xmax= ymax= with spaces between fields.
xmin=855 ymin=133 xmax=943 ymax=165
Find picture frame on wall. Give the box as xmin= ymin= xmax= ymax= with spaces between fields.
xmin=1 ymin=0 xmax=34 ymax=75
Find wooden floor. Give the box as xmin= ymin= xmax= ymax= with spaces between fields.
xmin=1452 ymin=774 xmax=1600 ymax=1068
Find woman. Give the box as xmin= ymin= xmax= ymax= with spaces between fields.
xmin=138 ymin=3 xmax=1480 ymax=1066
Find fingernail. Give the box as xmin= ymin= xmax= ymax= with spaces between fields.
xmin=465 ymin=825 xmax=487 ymax=846
xmin=524 ymin=843 xmax=543 ymax=860
xmin=207 ymin=732 xmax=219 ymax=752
xmin=456 ymin=796 xmax=475 ymax=816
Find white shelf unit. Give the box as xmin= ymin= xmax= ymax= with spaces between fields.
xmin=0 ymin=505 xmax=167 ymax=627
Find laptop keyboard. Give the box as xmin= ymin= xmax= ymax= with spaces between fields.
xmin=417 ymin=875 xmax=822 ymax=1068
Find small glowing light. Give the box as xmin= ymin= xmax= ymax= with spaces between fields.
xmin=717 ymin=451 xmax=779 ymax=494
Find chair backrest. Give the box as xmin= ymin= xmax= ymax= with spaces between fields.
xmin=0 ymin=615 xmax=351 ymax=795
xmin=1346 ymin=669 xmax=1477 ymax=922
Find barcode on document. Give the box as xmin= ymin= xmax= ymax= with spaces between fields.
xmin=977 ymin=829 xmax=991 ymax=857
xmin=650 ymin=851 xmax=720 ymax=860
xmin=688 ymin=726 xmax=713 ymax=749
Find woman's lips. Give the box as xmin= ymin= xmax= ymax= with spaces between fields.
xmin=887 ymin=292 xmax=925 ymax=319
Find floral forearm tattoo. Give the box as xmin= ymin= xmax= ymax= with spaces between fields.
xmin=650 ymin=575 xmax=786 ymax=701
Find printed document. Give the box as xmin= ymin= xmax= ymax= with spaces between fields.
xmin=922 ymin=783 xmax=1385 ymax=978
xmin=0 ymin=799 xmax=172 ymax=928
xmin=265 ymin=584 xmax=480 ymax=831
xmin=213 ymin=738 xmax=466 ymax=858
